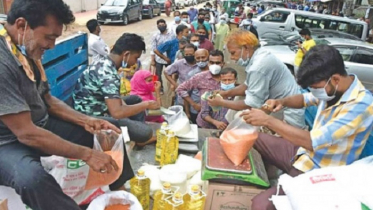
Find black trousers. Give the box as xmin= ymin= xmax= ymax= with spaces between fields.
xmin=0 ymin=117 xmax=133 ymax=210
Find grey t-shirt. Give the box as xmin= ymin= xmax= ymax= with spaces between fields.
xmin=0 ymin=36 xmax=49 ymax=146
xmin=244 ymin=47 xmax=306 ymax=128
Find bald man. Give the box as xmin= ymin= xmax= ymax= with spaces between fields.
xmin=176 ymin=49 xmax=225 ymax=123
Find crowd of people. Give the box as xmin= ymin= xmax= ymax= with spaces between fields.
xmin=1 ymin=0 xmax=373 ymax=210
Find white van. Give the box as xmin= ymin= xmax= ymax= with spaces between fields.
xmin=253 ymin=8 xmax=368 ymax=41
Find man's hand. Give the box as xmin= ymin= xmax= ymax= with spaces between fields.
xmin=214 ymin=121 xmax=227 ymax=130
xmin=297 ymin=42 xmax=302 ymax=48
xmin=155 ymin=81 xmax=162 ymax=91
xmin=147 ymin=100 xmax=161 ymax=110
xmin=262 ymin=99 xmax=284 ymax=113
xmin=165 ymin=57 xmax=171 ymax=64
xmin=207 ymin=96 xmax=224 ymax=107
xmin=84 ymin=118 xmax=121 ymax=134
xmin=170 ymin=84 xmax=177 ymax=92
xmin=84 ymin=149 xmax=119 ymax=174
xmin=192 ymin=103 xmax=201 ymax=112
xmin=240 ymin=109 xmax=272 ymax=127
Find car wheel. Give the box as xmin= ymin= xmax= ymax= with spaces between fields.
xmin=123 ymin=14 xmax=129 ymax=25
xmin=138 ymin=12 xmax=142 ymax=21
xmin=149 ymin=10 xmax=154 ymax=19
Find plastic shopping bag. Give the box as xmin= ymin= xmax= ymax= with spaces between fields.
xmin=41 ymin=130 xmax=124 ymax=205
xmin=220 ymin=117 xmax=259 ymax=166
xmin=85 ymin=130 xmax=124 ymax=190
xmin=87 ymin=191 xmax=142 ymax=210
xmin=163 ymin=105 xmax=192 ymax=137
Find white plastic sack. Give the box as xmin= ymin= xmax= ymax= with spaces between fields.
xmin=159 ymin=164 xmax=188 ymax=194
xmin=41 ymin=130 xmax=123 ymax=205
xmin=87 ymin=191 xmax=142 ymax=210
xmin=270 ymin=195 xmax=293 ymax=210
xmin=277 ymin=156 xmax=373 ymax=210
xmin=175 ymin=154 xmax=201 ymax=179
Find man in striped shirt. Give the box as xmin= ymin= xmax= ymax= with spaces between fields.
xmin=241 ymin=45 xmax=373 ymax=210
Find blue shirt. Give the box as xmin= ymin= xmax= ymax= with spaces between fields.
xmin=188 ymin=9 xmax=198 ymax=23
xmin=157 ymin=38 xmax=179 ymax=63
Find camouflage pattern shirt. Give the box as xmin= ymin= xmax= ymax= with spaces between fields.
xmin=73 ymin=57 xmax=120 ymax=117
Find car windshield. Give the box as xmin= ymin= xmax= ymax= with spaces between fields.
xmin=104 ymin=0 xmax=127 ymax=6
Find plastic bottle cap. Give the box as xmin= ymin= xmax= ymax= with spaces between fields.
xmin=137 ymin=169 xmax=145 ymax=176
xmin=174 ymin=192 xmax=183 ymax=200
xmin=168 ymin=130 xmax=175 ymax=135
xmin=163 ymin=182 xmax=171 ymax=189
xmin=191 ymin=185 xmax=200 ymax=192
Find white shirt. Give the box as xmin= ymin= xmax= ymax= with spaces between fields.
xmin=239 ymin=19 xmax=256 ymax=30
xmin=169 ymin=21 xmax=191 ymax=36
xmin=88 ymin=33 xmax=109 ymax=61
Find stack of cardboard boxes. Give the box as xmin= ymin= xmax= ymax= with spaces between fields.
xmin=201 ymin=138 xmax=270 ymax=210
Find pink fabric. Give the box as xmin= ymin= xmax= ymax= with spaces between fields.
xmin=130 ymin=70 xmax=156 ymax=101
xmin=130 ymin=70 xmax=164 ymax=123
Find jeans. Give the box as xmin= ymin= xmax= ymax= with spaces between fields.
xmin=0 ymin=117 xmax=132 ymax=210
xmin=155 ymin=62 xmax=169 ymax=91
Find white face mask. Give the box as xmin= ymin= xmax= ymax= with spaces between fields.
xmin=309 ymin=78 xmax=338 ymax=101
xmin=192 ymin=41 xmax=200 ymax=48
xmin=236 ymin=47 xmax=250 ymax=67
xmin=209 ymin=64 xmax=221 ymax=75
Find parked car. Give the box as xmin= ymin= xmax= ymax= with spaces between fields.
xmin=142 ymin=0 xmax=161 ymax=18
xmin=97 ymin=0 xmax=142 ymax=25
xmin=175 ymin=0 xmax=185 ymax=9
xmin=253 ymin=8 xmax=369 ymax=41
xmin=157 ymin=0 xmax=176 ymax=13
xmin=262 ymin=38 xmax=373 ymax=92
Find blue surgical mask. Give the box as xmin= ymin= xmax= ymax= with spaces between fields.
xmin=122 ymin=54 xmax=130 ymax=68
xmin=309 ymin=78 xmax=337 ymax=101
xmin=236 ymin=47 xmax=250 ymax=67
xmin=220 ymin=20 xmax=226 ymax=24
xmin=175 ymin=16 xmax=181 ymax=22
xmin=18 ymin=22 xmax=28 ymax=56
xmin=197 ymin=61 xmax=208 ymax=68
xmin=221 ymin=83 xmax=235 ymax=91
xmin=182 ymin=18 xmax=189 ymax=22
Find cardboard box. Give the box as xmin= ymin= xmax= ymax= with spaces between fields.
xmin=0 ymin=199 xmax=8 ymax=210
xmin=205 ymin=182 xmax=266 ymax=210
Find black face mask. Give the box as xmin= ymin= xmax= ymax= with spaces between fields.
xmin=158 ymin=25 xmax=167 ymax=32
xmin=198 ymin=18 xmax=205 ymax=23
xmin=184 ymin=55 xmax=195 ymax=63
xmin=198 ymin=34 xmax=206 ymax=41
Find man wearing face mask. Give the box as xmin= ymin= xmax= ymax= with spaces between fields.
xmin=0 ymin=1 xmax=128 ymax=209
xmin=196 ymin=24 xmax=214 ymax=52
xmin=240 ymin=45 xmax=373 ymax=210
xmin=183 ymin=48 xmax=210 ymax=123
xmin=169 ymin=11 xmax=190 ymax=37
xmin=294 ymin=28 xmax=316 ymax=76
xmin=164 ymin=44 xmax=198 ymax=103
xmin=151 ymin=19 xmax=175 ymax=94
xmin=74 ymin=33 xmax=159 ymax=147
xmin=154 ymin=24 xmax=189 ymax=64
xmin=215 ymin=15 xmax=230 ymax=51
xmin=191 ymin=12 xmax=212 ymax=40
xmin=86 ymin=19 xmax=109 ymax=62
xmin=190 ymin=33 xmax=201 ymax=49
xmin=177 ymin=50 xmax=225 ymax=123
xmin=198 ymin=68 xmax=238 ymax=129
xmin=208 ymin=30 xmax=306 ymax=129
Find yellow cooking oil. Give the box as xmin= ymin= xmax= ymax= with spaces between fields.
xmin=153 ymin=182 xmax=174 ymax=210
xmin=155 ymin=122 xmax=168 ymax=162
xmin=161 ymin=130 xmax=179 ymax=166
xmin=183 ymin=185 xmax=206 ymax=210
xmin=130 ymin=169 xmax=150 ymax=210
xmin=165 ymin=192 xmax=184 ymax=210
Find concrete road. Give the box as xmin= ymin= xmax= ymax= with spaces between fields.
xmin=62 ymin=5 xmax=246 ymax=107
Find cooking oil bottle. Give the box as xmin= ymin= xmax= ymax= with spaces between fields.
xmin=155 ymin=122 xmax=168 ymax=162
xmin=161 ymin=130 xmax=179 ymax=166
xmin=130 ymin=169 xmax=150 ymax=210
xmin=184 ymin=185 xmax=206 ymax=210
xmin=153 ymin=182 xmax=174 ymax=210
xmin=165 ymin=192 xmax=184 ymax=210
